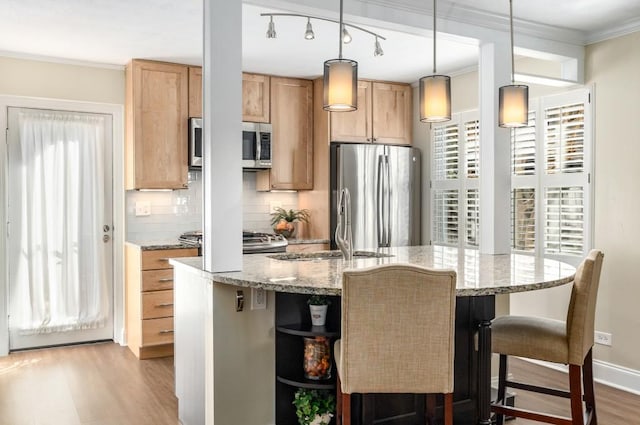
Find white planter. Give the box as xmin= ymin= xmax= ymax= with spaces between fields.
xmin=310 ymin=413 xmax=333 ymax=425
xmin=309 ymin=304 xmax=328 ymax=326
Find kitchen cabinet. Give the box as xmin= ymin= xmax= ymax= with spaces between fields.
xmin=125 ymin=244 xmax=198 ymax=359
xmin=188 ymin=66 xmax=202 ymax=117
xmin=330 ymin=80 xmax=412 ymax=145
xmin=257 ymin=76 xmax=313 ymax=191
xmin=125 ymin=59 xmax=189 ymax=189
xmin=189 ymin=70 xmax=269 ymax=122
xmin=243 ymin=73 xmax=270 ymax=123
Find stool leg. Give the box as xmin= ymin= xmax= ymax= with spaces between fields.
xmin=444 ymin=392 xmax=453 ymax=425
xmin=343 ymin=392 xmax=351 ymax=425
xmin=569 ymin=364 xmax=585 ymax=425
xmin=495 ymin=354 xmax=508 ymax=425
xmin=336 ymin=375 xmax=343 ymax=425
xmin=425 ymin=394 xmax=436 ymax=425
xmin=582 ymin=348 xmax=597 ymax=425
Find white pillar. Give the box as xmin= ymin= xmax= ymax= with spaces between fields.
xmin=478 ymin=41 xmax=512 ymax=255
xmin=202 ymin=0 xmax=243 ymax=272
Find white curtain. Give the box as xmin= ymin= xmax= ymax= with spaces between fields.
xmin=9 ymin=109 xmax=109 ymax=335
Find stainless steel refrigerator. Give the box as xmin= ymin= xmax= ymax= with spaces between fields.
xmin=330 ymin=143 xmax=421 ymax=250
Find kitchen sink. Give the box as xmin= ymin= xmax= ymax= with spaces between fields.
xmin=267 ymin=250 xmax=394 ymax=261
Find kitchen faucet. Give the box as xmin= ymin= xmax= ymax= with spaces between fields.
xmin=335 ymin=188 xmax=354 ymax=261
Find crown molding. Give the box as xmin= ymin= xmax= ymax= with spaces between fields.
xmin=0 ymin=50 xmax=124 ymax=70
xmin=585 ymin=17 xmax=640 ymax=45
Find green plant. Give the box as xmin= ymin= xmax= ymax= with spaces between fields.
xmin=270 ymin=207 xmax=311 ymax=226
xmin=292 ymin=388 xmax=335 ymax=425
xmin=307 ymin=294 xmax=331 ymax=306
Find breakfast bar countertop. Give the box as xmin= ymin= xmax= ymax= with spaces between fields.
xmin=170 ymin=245 xmax=576 ymax=297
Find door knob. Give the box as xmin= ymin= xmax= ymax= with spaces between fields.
xmin=103 ymin=235 xmax=111 ymax=243
xmin=103 ymin=225 xmax=110 ymax=232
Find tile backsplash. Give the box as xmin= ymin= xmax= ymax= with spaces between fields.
xmin=126 ymin=171 xmax=298 ymax=241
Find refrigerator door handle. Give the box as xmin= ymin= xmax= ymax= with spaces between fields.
xmin=377 ymin=155 xmax=386 ymax=247
xmin=384 ymin=154 xmax=391 ymax=247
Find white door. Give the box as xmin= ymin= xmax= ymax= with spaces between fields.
xmin=6 ymin=107 xmax=113 ymax=350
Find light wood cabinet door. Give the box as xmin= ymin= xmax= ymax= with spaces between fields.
xmin=126 ymin=59 xmax=189 ymax=189
xmin=243 ymin=73 xmax=270 ymax=123
xmin=268 ymin=77 xmax=314 ymax=190
xmin=371 ymin=82 xmax=412 ymax=145
xmin=329 ymin=80 xmax=372 ymax=143
xmin=188 ymin=66 xmax=202 ymax=117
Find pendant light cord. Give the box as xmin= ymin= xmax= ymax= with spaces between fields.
xmin=433 ymin=0 xmax=436 ymax=74
xmin=339 ymin=0 xmax=344 ymax=59
xmin=509 ymin=0 xmax=515 ymax=84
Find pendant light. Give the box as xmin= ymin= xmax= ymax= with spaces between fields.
xmin=419 ymin=0 xmax=451 ymax=123
xmin=498 ymin=0 xmax=528 ymax=127
xmin=323 ymin=0 xmax=358 ymax=112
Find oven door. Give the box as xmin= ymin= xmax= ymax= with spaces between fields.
xmin=189 ymin=118 xmax=202 ymax=169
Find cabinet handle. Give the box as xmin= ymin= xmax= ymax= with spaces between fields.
xmin=159 ymin=329 xmax=174 ymax=334
xmin=158 ymin=258 xmax=170 ymax=262
xmin=158 ymin=278 xmax=173 ymax=282
xmin=156 ymin=303 xmax=174 ymax=307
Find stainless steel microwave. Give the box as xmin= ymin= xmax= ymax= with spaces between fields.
xmin=188 ymin=119 xmax=272 ymax=169
xmin=242 ymin=122 xmax=272 ymax=169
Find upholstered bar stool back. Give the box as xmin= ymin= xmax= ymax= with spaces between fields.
xmin=334 ymin=264 xmax=457 ymax=425
xmin=491 ymin=249 xmax=604 ymax=425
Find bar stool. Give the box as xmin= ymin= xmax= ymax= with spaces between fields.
xmin=334 ymin=264 xmax=457 ymax=425
xmin=491 ymin=249 xmax=604 ymax=425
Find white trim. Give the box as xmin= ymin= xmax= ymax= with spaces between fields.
xmin=0 ymin=95 xmax=125 ymax=355
xmin=0 ymin=51 xmax=124 ymax=71
xmin=586 ymin=17 xmax=640 ymax=45
xmin=521 ymin=358 xmax=640 ymax=396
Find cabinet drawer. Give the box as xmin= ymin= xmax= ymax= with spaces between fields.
xmin=142 ymin=269 xmax=174 ymax=291
xmin=141 ymin=248 xmax=198 ymax=270
xmin=142 ymin=290 xmax=174 ymax=319
xmin=142 ymin=317 xmax=174 ymax=345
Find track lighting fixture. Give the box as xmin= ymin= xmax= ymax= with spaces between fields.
xmin=262 ymin=11 xmax=386 ymax=58
xmin=304 ymin=18 xmax=315 ymax=40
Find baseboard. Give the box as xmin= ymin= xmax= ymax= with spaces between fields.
xmin=521 ymin=357 xmax=640 ymax=396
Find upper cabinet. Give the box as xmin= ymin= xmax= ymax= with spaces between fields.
xmin=188 ymin=66 xmax=202 ymax=118
xmin=330 ymin=80 xmax=412 ymax=145
xmin=258 ymin=77 xmax=313 ymax=190
xmin=243 ymin=73 xmax=270 ymax=123
xmin=125 ymin=59 xmax=189 ymax=190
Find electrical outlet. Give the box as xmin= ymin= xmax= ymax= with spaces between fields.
xmin=251 ymin=288 xmax=267 ymax=310
xmin=595 ymin=331 xmax=612 ymax=346
xmin=135 ymin=201 xmax=151 ymax=216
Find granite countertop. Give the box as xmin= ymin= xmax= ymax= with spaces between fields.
xmin=126 ymin=240 xmax=198 ymax=251
xmin=286 ymin=238 xmax=331 ymax=245
xmin=170 ymin=245 xmax=576 ymax=297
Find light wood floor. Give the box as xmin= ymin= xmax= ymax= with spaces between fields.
xmin=0 ymin=342 xmax=178 ymax=425
xmin=1 ymin=342 xmax=638 ymax=425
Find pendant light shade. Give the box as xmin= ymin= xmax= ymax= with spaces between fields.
xmin=499 ymin=84 xmax=528 ymax=127
xmin=419 ymin=0 xmax=451 ymax=123
xmin=323 ymin=0 xmax=358 ymax=112
xmin=420 ymin=75 xmax=451 ymax=123
xmin=498 ymin=0 xmax=529 ymax=128
xmin=323 ymin=59 xmax=358 ymax=111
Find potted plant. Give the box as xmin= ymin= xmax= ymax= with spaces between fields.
xmin=307 ymin=295 xmax=331 ymax=326
xmin=292 ymin=388 xmax=335 ymax=425
xmin=270 ymin=207 xmax=311 ymax=238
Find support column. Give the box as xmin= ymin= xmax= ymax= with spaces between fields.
xmin=202 ymin=0 xmax=243 ymax=272
xmin=478 ymin=41 xmax=512 ymax=255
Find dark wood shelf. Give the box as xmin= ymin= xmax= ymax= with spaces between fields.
xmin=277 ymin=371 xmax=336 ymax=390
xmin=277 ymin=323 xmax=340 ymax=338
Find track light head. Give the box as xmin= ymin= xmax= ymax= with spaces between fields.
xmin=374 ymin=37 xmax=384 ymax=57
xmin=266 ymin=16 xmax=276 ymax=39
xmin=342 ymin=27 xmax=352 ymax=44
xmin=304 ymin=18 xmax=315 ymax=40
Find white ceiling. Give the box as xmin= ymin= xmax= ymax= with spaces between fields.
xmin=0 ymin=0 xmax=638 ymax=83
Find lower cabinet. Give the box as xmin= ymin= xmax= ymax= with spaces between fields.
xmin=125 ymin=244 xmax=198 ymax=359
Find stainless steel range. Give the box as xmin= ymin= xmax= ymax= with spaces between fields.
xmin=178 ymin=230 xmax=288 ymax=254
